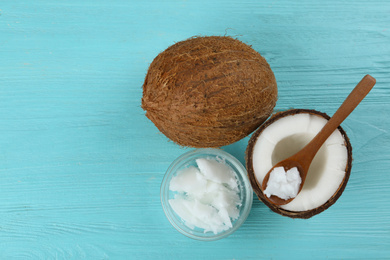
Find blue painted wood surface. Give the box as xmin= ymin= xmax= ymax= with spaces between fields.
xmin=1 ymin=0 xmax=389 ymax=259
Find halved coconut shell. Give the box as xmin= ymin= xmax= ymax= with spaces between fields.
xmin=246 ymin=109 xmax=352 ymax=219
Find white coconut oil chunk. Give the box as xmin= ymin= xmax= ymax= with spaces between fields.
xmin=264 ymin=167 xmax=302 ymax=200
xmin=168 ymin=157 xmax=241 ymax=234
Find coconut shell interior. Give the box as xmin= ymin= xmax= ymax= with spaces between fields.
xmin=142 ymin=36 xmax=278 ymax=148
xmin=246 ymin=109 xmax=353 ymax=219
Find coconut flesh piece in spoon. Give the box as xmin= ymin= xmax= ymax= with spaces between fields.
xmin=263 ymin=166 xmax=302 ymax=200
xmin=252 ymin=113 xmax=348 ymax=212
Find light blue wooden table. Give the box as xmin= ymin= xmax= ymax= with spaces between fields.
xmin=1 ymin=0 xmax=389 ymax=259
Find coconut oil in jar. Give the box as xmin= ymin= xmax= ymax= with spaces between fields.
xmin=168 ymin=157 xmax=242 ymax=234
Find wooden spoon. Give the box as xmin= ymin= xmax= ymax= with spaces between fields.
xmin=262 ymin=74 xmax=376 ymax=206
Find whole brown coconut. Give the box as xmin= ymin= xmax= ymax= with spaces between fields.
xmin=141 ymin=36 xmax=277 ymax=147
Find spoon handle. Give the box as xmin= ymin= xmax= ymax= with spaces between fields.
xmin=297 ymin=75 xmax=376 ymax=170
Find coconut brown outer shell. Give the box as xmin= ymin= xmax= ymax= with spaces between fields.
xmin=246 ymin=109 xmax=353 ymax=219
xmin=142 ymin=36 xmax=278 ymax=147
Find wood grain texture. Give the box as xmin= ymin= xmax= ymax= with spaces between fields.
xmin=0 ymin=0 xmax=389 ymax=259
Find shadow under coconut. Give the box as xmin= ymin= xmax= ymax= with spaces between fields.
xmin=222 ymin=137 xmax=250 ymax=167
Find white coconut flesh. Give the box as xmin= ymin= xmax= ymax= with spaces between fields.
xmin=252 ymin=113 xmax=348 ymax=212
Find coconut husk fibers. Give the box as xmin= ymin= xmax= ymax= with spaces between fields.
xmin=142 ymin=36 xmax=278 ymax=147
xmin=246 ymin=109 xmax=353 ymax=219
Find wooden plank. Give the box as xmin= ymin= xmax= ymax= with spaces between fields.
xmin=0 ymin=0 xmax=389 ymax=258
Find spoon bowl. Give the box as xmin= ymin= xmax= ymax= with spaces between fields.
xmin=262 ymin=74 xmax=376 ymax=206
xmin=261 ymin=159 xmax=305 ymax=205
